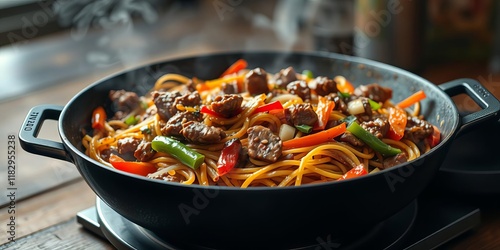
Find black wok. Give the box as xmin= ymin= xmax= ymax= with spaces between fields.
xmin=19 ymin=51 xmax=500 ymax=249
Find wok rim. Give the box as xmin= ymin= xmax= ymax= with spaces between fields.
xmin=58 ymin=50 xmax=460 ymax=191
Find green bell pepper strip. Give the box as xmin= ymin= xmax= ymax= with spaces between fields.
xmin=368 ymin=99 xmax=381 ymax=110
xmin=124 ymin=114 xmax=139 ymax=125
xmin=338 ymin=91 xmax=350 ymax=98
xmin=302 ymin=70 xmax=314 ymax=79
xmin=151 ymin=136 xmax=205 ymax=170
xmin=346 ymin=120 xmax=402 ymax=156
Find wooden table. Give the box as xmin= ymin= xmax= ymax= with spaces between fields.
xmin=1 ymin=2 xmax=500 ymax=249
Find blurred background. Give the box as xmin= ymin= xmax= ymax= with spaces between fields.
xmin=0 ymin=0 xmax=499 ymax=203
xmin=1 ymin=0 xmax=499 ymax=102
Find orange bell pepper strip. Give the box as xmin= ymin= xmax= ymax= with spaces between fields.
xmin=313 ymin=96 xmax=335 ymax=131
xmin=387 ymin=107 xmax=407 ymax=141
xmin=282 ymin=122 xmax=346 ymax=149
xmin=335 ymin=76 xmax=355 ymax=94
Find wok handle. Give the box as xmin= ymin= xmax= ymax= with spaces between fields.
xmin=18 ymin=105 xmax=72 ymax=162
xmin=439 ymin=78 xmax=500 ymax=136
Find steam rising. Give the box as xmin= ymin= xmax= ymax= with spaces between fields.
xmin=52 ymin=0 xmax=319 ymax=70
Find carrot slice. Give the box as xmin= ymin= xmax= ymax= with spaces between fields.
xmin=396 ymin=90 xmax=426 ymax=109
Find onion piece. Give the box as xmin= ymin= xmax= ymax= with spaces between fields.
xmin=347 ymin=99 xmax=365 ymax=115
xmin=279 ymin=124 xmax=296 ymax=142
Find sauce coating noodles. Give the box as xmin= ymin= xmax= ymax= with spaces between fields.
xmin=83 ymin=64 xmax=439 ymax=187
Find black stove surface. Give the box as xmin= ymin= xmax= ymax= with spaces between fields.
xmin=77 ymin=190 xmax=480 ymax=250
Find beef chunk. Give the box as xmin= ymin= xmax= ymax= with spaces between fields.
xmin=181 ymin=121 xmax=226 ymax=144
xmin=148 ymin=169 xmax=181 ymax=182
xmin=142 ymin=105 xmax=157 ymax=121
xmin=287 ymin=103 xmax=318 ymax=127
xmin=117 ymin=138 xmax=141 ymax=160
xmin=100 ymin=148 xmax=119 ymax=162
xmin=325 ymin=119 xmax=344 ymax=129
xmin=339 ymin=131 xmax=365 ymax=147
xmin=210 ymin=94 xmax=243 ymax=117
xmin=382 ymin=153 xmax=408 ymax=169
xmin=109 ymin=90 xmax=140 ymax=119
xmin=174 ymin=91 xmax=202 ymax=108
xmin=404 ymin=116 xmax=434 ymax=143
xmin=361 ymin=115 xmax=389 ymax=139
xmin=153 ymin=91 xmax=201 ymax=122
xmin=353 ymin=83 xmax=392 ymax=103
xmin=287 ymin=80 xmax=311 ymax=101
xmin=245 ymin=68 xmax=269 ymax=96
xmin=134 ymin=140 xmax=155 ymax=162
xmin=247 ymin=125 xmax=282 ymax=163
xmin=314 ymin=77 xmax=338 ymax=96
xmin=221 ymin=81 xmax=239 ymax=94
xmin=153 ymin=91 xmax=182 ymax=121
xmin=273 ymin=67 xmax=297 ymax=89
xmin=185 ymin=79 xmax=196 ymax=93
xmin=161 ymin=111 xmax=203 ymax=137
xmin=326 ymin=93 xmax=348 ymax=114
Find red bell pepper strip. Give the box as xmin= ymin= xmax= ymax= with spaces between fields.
xmin=313 ymin=96 xmax=335 ymax=131
xmin=220 ymin=59 xmax=248 ymax=77
xmin=282 ymin=122 xmax=346 ymax=149
xmin=92 ymin=106 xmax=107 ymax=130
xmin=109 ymin=154 xmax=157 ymax=176
xmin=337 ymin=164 xmax=367 ymax=181
xmin=252 ymin=100 xmax=284 ymax=115
xmin=427 ymin=125 xmax=441 ymax=148
xmin=396 ymin=90 xmax=426 ymax=109
xmin=387 ymin=107 xmax=407 ymax=141
xmin=200 ymin=105 xmax=224 ymax=118
xmin=217 ymin=138 xmax=242 ymax=176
